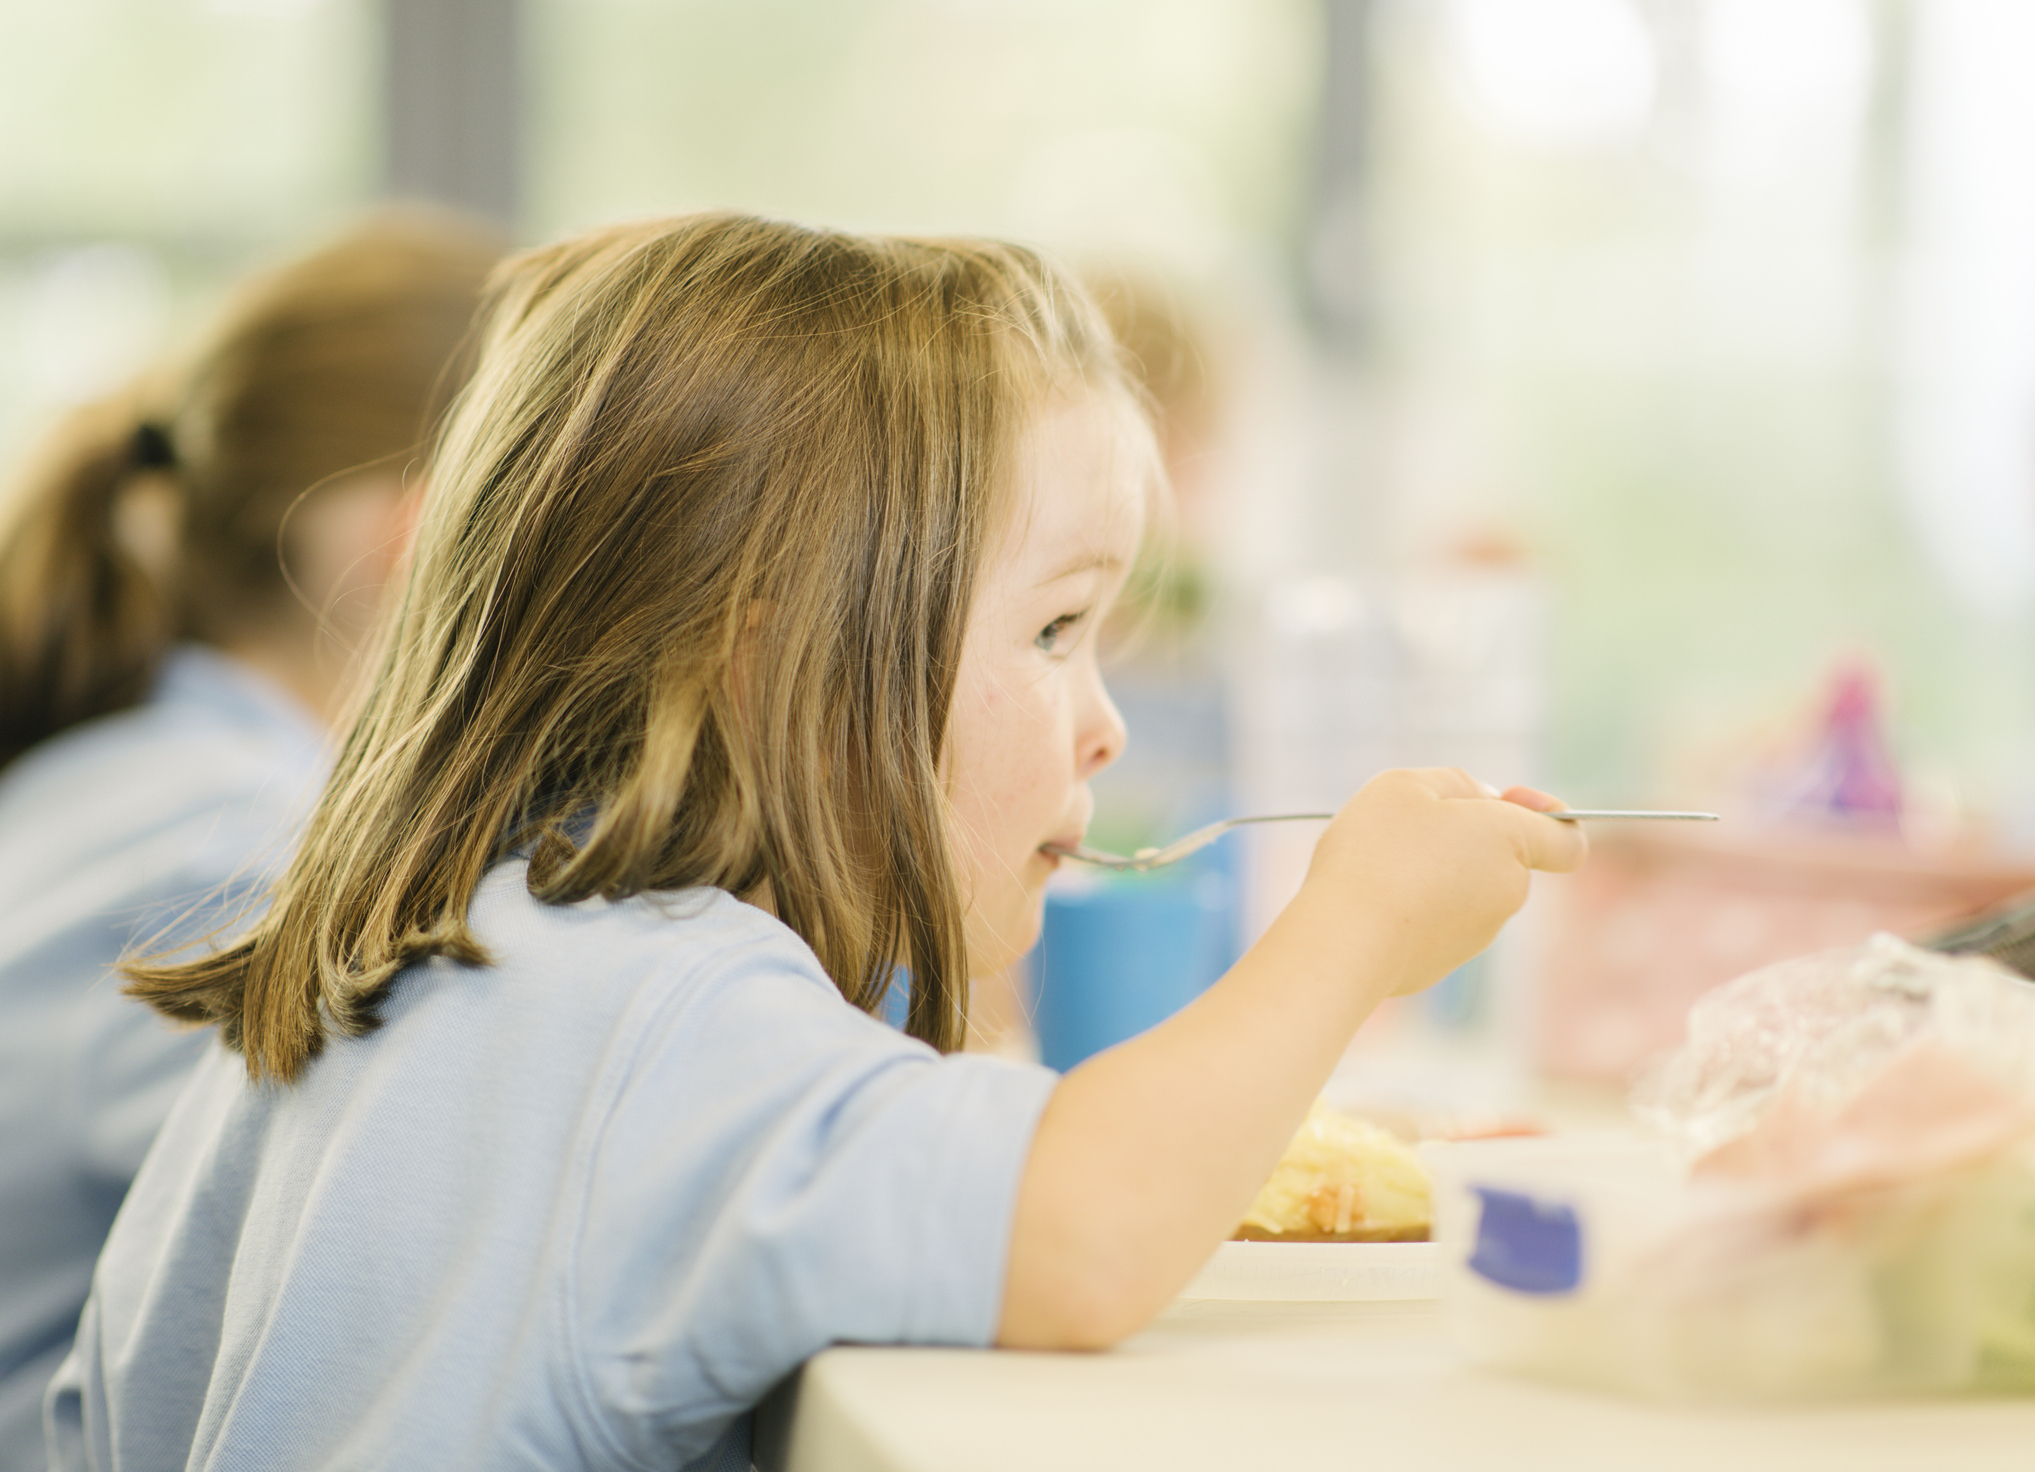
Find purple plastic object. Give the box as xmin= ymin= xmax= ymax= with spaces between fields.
xmin=1467 ymin=1187 xmax=1583 ymax=1296
xmin=1777 ymin=664 xmax=1903 ymax=828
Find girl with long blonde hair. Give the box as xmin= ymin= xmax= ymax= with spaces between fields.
xmin=52 ymin=213 xmax=1583 ymax=1472
xmin=0 ymin=211 xmax=497 ymax=1471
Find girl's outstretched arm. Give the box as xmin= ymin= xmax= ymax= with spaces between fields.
xmin=996 ymin=768 xmax=1587 ymax=1350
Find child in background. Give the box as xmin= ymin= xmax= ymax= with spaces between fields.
xmin=0 ymin=212 xmax=498 ymax=1471
xmin=50 ymin=215 xmax=1583 ymax=1472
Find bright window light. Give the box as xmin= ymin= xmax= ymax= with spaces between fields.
xmin=1703 ymin=0 xmax=1872 ymax=182
xmin=1443 ymin=0 xmax=1657 ymax=147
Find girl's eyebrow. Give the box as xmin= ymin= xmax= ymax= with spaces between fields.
xmin=1034 ymin=550 xmax=1126 ymax=588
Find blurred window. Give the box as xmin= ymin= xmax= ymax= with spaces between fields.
xmin=1333 ymin=0 xmax=2035 ymax=822
xmin=523 ymin=0 xmax=1319 ymax=276
xmin=0 ymin=0 xmax=376 ymax=453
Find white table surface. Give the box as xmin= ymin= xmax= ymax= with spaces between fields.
xmin=757 ymin=1296 xmax=2035 ymax=1472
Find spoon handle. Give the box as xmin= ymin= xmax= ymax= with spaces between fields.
xmin=1545 ymin=809 xmax=1719 ymax=822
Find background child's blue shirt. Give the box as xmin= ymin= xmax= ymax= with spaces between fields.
xmin=47 ymin=862 xmax=1057 ymax=1472
xmin=0 ymin=646 xmax=325 ymax=1472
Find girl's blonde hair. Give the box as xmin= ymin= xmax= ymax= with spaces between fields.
xmin=0 ymin=210 xmax=500 ymax=769
xmin=128 ymin=212 xmax=1150 ymax=1081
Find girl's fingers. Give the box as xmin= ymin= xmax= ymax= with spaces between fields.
xmin=1499 ymin=784 xmax=1564 ymax=813
xmin=1401 ymin=766 xmax=1499 ymax=801
xmin=1358 ymin=769 xmax=1589 ymax=872
xmin=1499 ymin=798 xmax=1590 ymax=873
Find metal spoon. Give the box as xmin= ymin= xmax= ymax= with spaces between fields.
xmin=1043 ymin=808 xmax=1719 ymax=873
xmin=1044 ymin=813 xmax=1333 ymax=873
xmin=1544 ymin=810 xmax=1720 ymax=823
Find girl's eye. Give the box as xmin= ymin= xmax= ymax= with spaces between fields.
xmin=1034 ymin=613 xmax=1082 ymax=653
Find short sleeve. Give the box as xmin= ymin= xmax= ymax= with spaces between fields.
xmin=567 ymin=932 xmax=1056 ymax=1470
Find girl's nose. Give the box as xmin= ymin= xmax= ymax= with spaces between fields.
xmin=1077 ymin=668 xmax=1128 ymax=781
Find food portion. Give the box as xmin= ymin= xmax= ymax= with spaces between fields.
xmin=1234 ymin=1102 xmax=1432 ymax=1242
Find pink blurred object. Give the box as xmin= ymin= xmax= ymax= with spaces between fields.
xmin=1772 ymin=663 xmax=1904 ymax=830
xmin=1694 ymin=1042 xmax=2035 ymax=1200
xmin=1536 ymin=827 xmax=2035 ymax=1082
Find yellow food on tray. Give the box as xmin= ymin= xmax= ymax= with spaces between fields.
xmin=1233 ymin=1102 xmax=1432 ymax=1242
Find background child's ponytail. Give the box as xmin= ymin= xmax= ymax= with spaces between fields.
xmin=0 ymin=389 xmax=183 ymax=769
xmin=0 ymin=208 xmax=501 ymax=773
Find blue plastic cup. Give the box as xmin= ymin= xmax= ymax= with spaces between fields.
xmin=1027 ymin=867 xmax=1237 ymax=1071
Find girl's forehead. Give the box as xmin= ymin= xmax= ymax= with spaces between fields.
xmin=1001 ymin=395 xmax=1148 ymax=577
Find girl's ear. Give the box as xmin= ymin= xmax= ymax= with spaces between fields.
xmin=383 ymin=474 xmax=429 ymax=580
xmin=283 ymin=471 xmax=412 ymax=628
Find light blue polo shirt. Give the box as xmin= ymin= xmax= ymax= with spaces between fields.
xmin=0 ymin=647 xmax=326 ymax=1472
xmin=47 ymin=864 xmax=1057 ymax=1472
